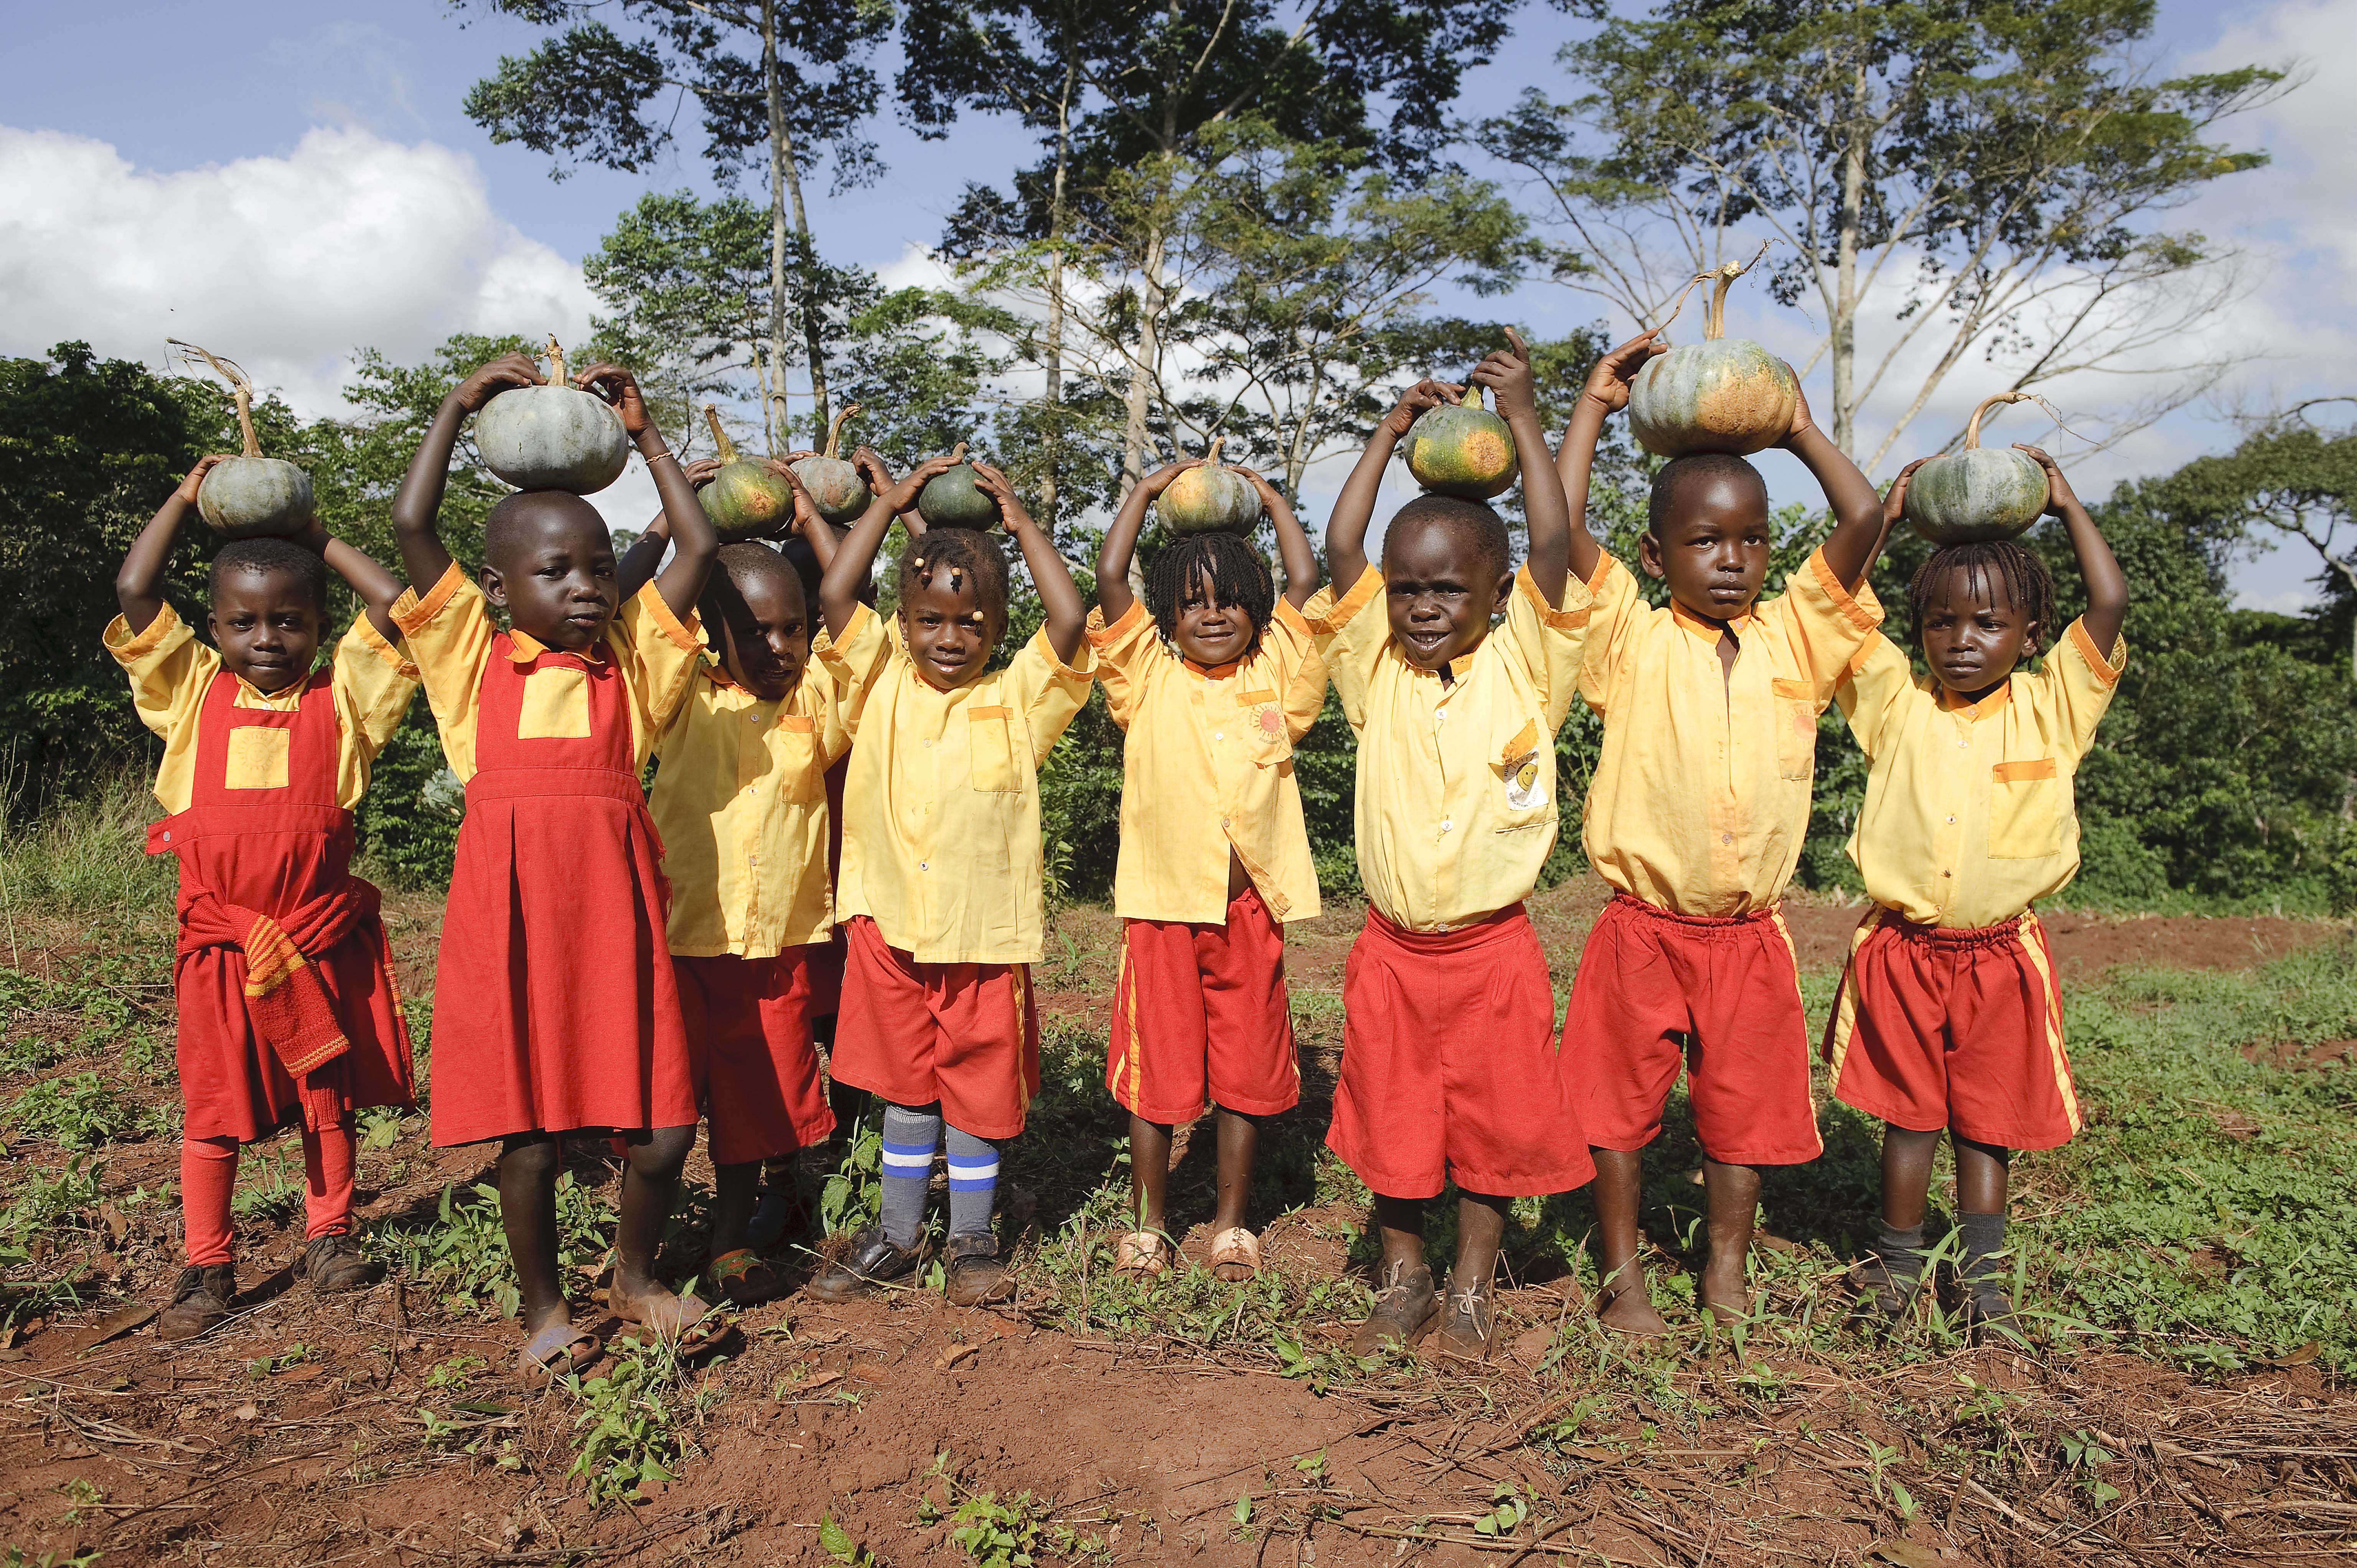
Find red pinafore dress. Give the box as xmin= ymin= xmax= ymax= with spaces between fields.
xmin=148 ymin=669 xmax=415 ymax=1143
xmin=426 ymin=634 xmax=698 ymax=1146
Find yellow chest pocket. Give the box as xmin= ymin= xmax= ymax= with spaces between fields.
xmin=1772 ymin=677 xmax=1818 ymax=781
xmin=1989 ymin=758 xmax=2063 ymax=858
xmin=223 ymin=726 xmax=292 ymax=791
xmin=771 ymin=712 xmax=824 ymax=803
xmin=966 ymin=705 xmax=1022 ymax=794
xmin=1235 ymin=687 xmax=1293 ymax=770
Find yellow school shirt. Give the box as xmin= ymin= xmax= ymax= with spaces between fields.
xmin=389 ymin=562 xmax=705 ymax=781
xmin=1836 ymin=620 xmax=2126 ymax=929
xmin=1088 ymin=598 xmax=1328 ymax=925
xmin=104 ymin=602 xmax=418 ymax=814
xmin=814 ymin=604 xmax=1096 ymax=965
xmin=1577 ymin=548 xmax=1881 ymax=917
xmin=648 ymin=662 xmax=853 ymax=958
xmin=1302 ymin=563 xmax=1594 ymax=933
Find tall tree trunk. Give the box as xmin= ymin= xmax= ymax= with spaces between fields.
xmin=1041 ymin=46 xmax=1077 ymax=531
xmin=761 ymin=0 xmax=831 ymax=441
xmin=1121 ymin=215 xmax=1167 ymax=502
xmin=1831 ymin=58 xmax=1868 ymax=459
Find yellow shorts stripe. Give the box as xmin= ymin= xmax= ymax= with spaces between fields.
xmin=2017 ymin=910 xmax=2080 ymax=1133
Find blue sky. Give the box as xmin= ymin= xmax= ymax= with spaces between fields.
xmin=3 ymin=0 xmax=2345 ymax=608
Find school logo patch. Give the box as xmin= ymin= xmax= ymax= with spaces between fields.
xmin=1503 ymin=755 xmax=1547 ymax=812
xmin=1256 ymin=705 xmax=1284 ymax=738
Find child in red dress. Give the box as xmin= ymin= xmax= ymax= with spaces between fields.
xmin=389 ymin=353 xmax=720 ymax=1379
xmin=109 ymin=457 xmax=420 ymax=1340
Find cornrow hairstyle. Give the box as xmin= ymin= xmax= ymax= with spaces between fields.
xmin=1647 ymin=452 xmax=1769 ymax=539
xmin=893 ymin=526 xmax=1010 ymax=627
xmin=1383 ymin=493 xmax=1510 ymax=587
xmin=1907 ymin=541 xmax=2057 ymax=657
xmin=483 ymin=488 xmax=607 ymax=572
xmin=1144 ymin=532 xmax=1276 ymax=649
xmin=210 ymin=536 xmax=328 ymax=614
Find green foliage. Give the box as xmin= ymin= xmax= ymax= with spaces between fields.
xmin=918 ymin=1451 xmax=1110 ymax=1567
xmin=565 ymin=1334 xmax=694 ymax=1508
xmin=376 ymin=1173 xmax=618 ymax=1321
xmin=819 ymin=1106 xmax=884 ymax=1237
xmin=3 ymin=1072 xmax=138 ymax=1148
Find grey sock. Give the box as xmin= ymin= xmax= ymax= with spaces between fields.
xmin=1958 ymin=1211 xmax=2009 ymax=1288
xmin=1874 ymin=1220 xmax=1929 ymax=1285
xmin=879 ymin=1102 xmax=941 ymax=1251
xmin=943 ymin=1125 xmax=999 ymax=1239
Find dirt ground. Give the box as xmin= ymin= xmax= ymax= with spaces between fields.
xmin=1 ymin=881 xmax=2349 ymax=1566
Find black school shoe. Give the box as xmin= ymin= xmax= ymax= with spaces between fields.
xmin=944 ymin=1233 xmax=1012 ymax=1306
xmin=303 ymin=1233 xmax=384 ymax=1293
xmin=158 ymin=1264 xmax=237 ymax=1341
xmin=807 ymin=1227 xmax=923 ymax=1301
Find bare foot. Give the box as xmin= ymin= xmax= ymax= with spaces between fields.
xmin=1597 ymin=1272 xmax=1670 ymax=1336
xmin=1697 ymin=1253 xmax=1753 ymax=1326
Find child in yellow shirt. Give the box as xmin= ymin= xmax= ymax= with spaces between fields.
xmin=1090 ymin=456 xmax=1326 ymax=1280
xmin=1303 ymin=337 xmax=1595 ymax=1359
xmin=806 ymin=454 xmax=1094 ymax=1306
xmin=1827 ymin=447 xmax=2128 ymax=1332
xmin=1552 ymin=330 xmax=1887 ymax=1335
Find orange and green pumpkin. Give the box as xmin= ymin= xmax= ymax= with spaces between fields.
xmin=170 ymin=339 xmax=315 ymax=538
xmin=698 ymin=404 xmax=796 ymax=543
xmin=1405 ymin=384 xmax=1518 ymax=500
xmin=791 ymin=402 xmax=874 ymax=527
xmin=1155 ymin=436 xmax=1264 ymax=535
xmin=1902 ymin=392 xmax=2052 ymax=545
xmin=918 ymin=442 xmax=1001 ymax=529
xmin=1627 ymin=259 xmax=1798 ymax=459
xmin=473 ymin=337 xmax=631 ymax=494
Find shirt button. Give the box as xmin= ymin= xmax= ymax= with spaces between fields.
xmin=1958 ymin=738 xmax=1968 ymax=748
xmin=922 ymin=738 xmax=933 ymax=748
xmin=1946 ymin=815 xmax=1956 ymax=824
xmin=1213 ymin=731 xmax=1224 ymax=740
xmin=1220 ymin=817 xmax=1231 ymax=829
xmin=1440 ymin=819 xmax=1453 ymax=832
xmin=1721 ymin=832 xmax=1733 ymax=844
xmin=743 ymin=786 xmax=755 ymax=797
xmin=918 ymin=861 xmax=929 ymax=871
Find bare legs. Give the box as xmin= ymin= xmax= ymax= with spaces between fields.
xmin=1879 ymin=1125 xmax=2010 ymax=1225
xmin=1590 ymin=1149 xmax=1761 ymax=1331
xmin=498 ymin=1127 xmax=704 ymax=1344
xmin=1127 ymin=1107 xmax=1265 ymax=1239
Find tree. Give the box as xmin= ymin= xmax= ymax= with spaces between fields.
xmin=457 ymin=0 xmax=891 ymax=440
xmin=1478 ymin=0 xmax=2284 ymax=468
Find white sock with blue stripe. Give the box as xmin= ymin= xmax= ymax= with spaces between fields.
xmin=879 ymin=1102 xmax=940 ymax=1250
xmin=944 ymin=1125 xmax=999 ymax=1239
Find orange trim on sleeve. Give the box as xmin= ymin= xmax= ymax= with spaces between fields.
xmin=1839 ymin=632 xmax=1885 ymax=685
xmin=348 ymin=614 xmax=418 ymax=679
xmin=637 ymin=581 xmax=704 ymax=654
xmin=1270 ymin=596 xmax=1315 ymax=639
xmin=1033 ymin=626 xmax=1095 ymax=683
xmin=1991 ymin=758 xmax=2057 ymax=782
xmin=813 ymin=601 xmax=873 ymax=666
xmin=2067 ymin=619 xmax=2125 ymax=688
xmin=1515 ymin=562 xmax=1593 ymax=629
xmin=1807 ymin=545 xmax=1881 ymax=634
xmin=1585 ymin=550 xmax=1619 ymax=594
xmin=104 ymin=601 xmax=183 ymax=659
xmin=1307 ymin=564 xmax=1383 ymax=634
xmin=1087 ymin=599 xmax=1149 ymax=646
xmin=391 ymin=560 xmax=466 ymax=637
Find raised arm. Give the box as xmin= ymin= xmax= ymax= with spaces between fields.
xmin=577 ymin=364 xmax=714 ymax=621
xmin=292 ymin=522 xmax=404 ymax=642
xmin=974 ymin=462 xmax=1086 ymax=665
xmin=772 ymin=461 xmax=839 ymax=570
xmin=1094 ymin=457 xmax=1203 ymax=623
xmin=617 ymin=456 xmax=720 ymax=601
xmin=1473 ymin=329 xmax=1573 ymax=604
xmin=2021 ymin=445 xmax=2127 ymax=652
xmin=391 ymin=352 xmax=542 ymax=593
xmin=1556 ymin=329 xmax=1666 ymax=587
xmin=117 ymin=455 xmax=228 ymax=634
xmin=1782 ymin=379 xmax=1886 ymax=590
xmin=1328 ymin=379 xmax=1461 ymax=591
xmin=821 ymin=451 xmax=958 ymax=638
xmin=1236 ymin=466 xmax=1319 ymax=608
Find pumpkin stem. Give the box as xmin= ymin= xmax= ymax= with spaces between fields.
xmin=168 ymin=340 xmax=264 ymax=458
xmin=703 ymin=404 xmax=740 ymax=465
xmin=1460 ymin=382 xmax=1485 ymax=409
xmin=948 ymin=441 xmax=969 ymax=465
xmin=544 ymin=334 xmax=569 ymax=389
xmin=1963 ymin=391 xmax=2035 ymax=451
xmin=1205 ymin=434 xmax=1225 ymax=466
xmin=823 ymin=403 xmax=861 ymax=460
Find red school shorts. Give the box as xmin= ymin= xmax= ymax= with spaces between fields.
xmin=830 ymin=917 xmax=1040 ymax=1140
xmin=1106 ymin=886 xmax=1300 ymax=1123
xmin=1327 ymin=904 xmax=1596 ymax=1201
xmin=1823 ymin=908 xmax=2080 ymax=1150
xmin=673 ymin=952 xmax=838 ymax=1166
xmin=1559 ymin=894 xmax=1821 ymax=1166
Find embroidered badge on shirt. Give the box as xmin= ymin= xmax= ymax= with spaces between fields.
xmin=1503 ymin=754 xmax=1546 ymax=812
xmin=1256 ymin=705 xmax=1284 ymax=738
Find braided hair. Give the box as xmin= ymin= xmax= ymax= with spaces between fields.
xmin=1907 ymin=541 xmax=2057 ymax=656
xmin=893 ymin=527 xmax=1010 ymax=627
xmin=1145 ymin=532 xmax=1276 ymax=647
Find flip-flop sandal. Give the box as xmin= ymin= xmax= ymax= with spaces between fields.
xmin=519 ymin=1321 xmax=603 ymax=1384
xmin=1113 ymin=1232 xmax=1168 ymax=1276
xmin=1208 ymin=1227 xmax=1262 ymax=1281
xmin=608 ymin=1285 xmax=730 ymax=1357
xmin=709 ymin=1247 xmax=788 ymax=1307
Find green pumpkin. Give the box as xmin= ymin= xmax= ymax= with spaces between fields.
xmin=167 ymin=338 xmax=314 ymax=537
xmin=918 ymin=443 xmax=1001 ymax=529
xmin=1155 ymin=437 xmax=1264 ymax=534
xmin=1625 ymin=257 xmax=1797 ymax=458
xmin=473 ymin=338 xmax=630 ymax=494
xmin=1902 ymin=392 xmax=2051 ymax=544
xmin=697 ymin=404 xmax=796 ymax=543
xmin=1405 ymin=386 xmax=1519 ymax=499
xmin=791 ymin=402 xmax=873 ymax=527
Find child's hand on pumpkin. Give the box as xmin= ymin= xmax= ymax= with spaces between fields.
xmin=772 ymin=461 xmax=826 ymax=540
xmin=1579 ymin=328 xmax=1666 ymax=418
xmin=1780 ymin=373 xmax=1818 ymax=445
xmin=1380 ymin=379 xmax=1465 ymax=441
xmin=879 ymin=451 xmax=961 ymax=519
xmin=573 ymin=363 xmax=656 ymax=441
xmin=681 ymin=456 xmax=722 ymax=489
xmin=1469 ymin=328 xmax=1538 ymax=422
xmin=172 ymin=454 xmax=233 ymax=507
xmin=1230 ymin=464 xmax=1286 ymax=506
xmin=2014 ymin=446 xmax=2080 ymax=516
xmin=1882 ymin=458 xmax=1928 ymax=527
xmin=452 ymin=352 xmax=544 ymax=415
xmin=1141 ymin=456 xmax=1207 ymax=499
xmin=969 ymin=462 xmax=1034 ymax=535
